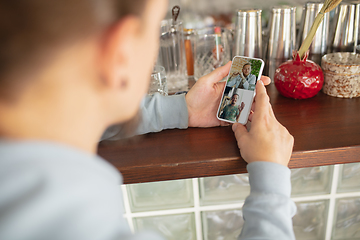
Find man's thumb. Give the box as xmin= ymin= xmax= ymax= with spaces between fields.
xmin=206 ymin=61 xmax=232 ymax=84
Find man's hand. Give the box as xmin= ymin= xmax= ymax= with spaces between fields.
xmin=186 ymin=62 xmax=271 ymax=128
xmin=232 ymin=81 xmax=294 ymax=167
xmin=236 ymin=102 xmax=245 ymax=122
xmin=239 ymin=102 xmax=245 ymax=112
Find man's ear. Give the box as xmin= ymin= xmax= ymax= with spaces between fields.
xmin=98 ymin=16 xmax=142 ymax=89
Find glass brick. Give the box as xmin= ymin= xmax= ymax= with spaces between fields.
xmin=133 ymin=213 xmax=196 ymax=240
xmin=292 ymin=200 xmax=328 ymax=240
xmin=337 ymin=163 xmax=360 ymax=193
xmin=202 ymin=209 xmax=244 ymax=240
xmin=199 ymin=174 xmax=250 ymax=206
xmin=332 ymin=197 xmax=360 ymax=239
xmin=291 ymin=166 xmax=332 ymax=197
xmin=127 ymin=179 xmax=193 ymax=212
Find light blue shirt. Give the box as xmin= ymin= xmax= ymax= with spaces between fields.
xmin=227 ymin=75 xmax=244 ymax=88
xmin=244 ymin=74 xmax=256 ymax=86
xmin=102 ymin=93 xmax=188 ymax=140
xmin=0 ymin=94 xmax=296 ymax=240
xmin=227 ymin=74 xmax=256 ymax=90
xmin=0 ymin=141 xmax=295 ymax=240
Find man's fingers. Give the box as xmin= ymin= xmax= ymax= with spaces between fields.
xmin=201 ymin=61 xmax=232 ymax=84
xmin=248 ymin=110 xmax=254 ymax=122
xmin=232 ymin=123 xmax=248 ymax=142
xmin=220 ymin=121 xmax=231 ymax=126
xmin=252 ymin=80 xmax=271 ymax=122
xmin=250 ymin=100 xmax=256 ymax=112
xmin=217 ymin=81 xmax=226 ymax=93
xmin=260 ymin=76 xmax=271 ymax=86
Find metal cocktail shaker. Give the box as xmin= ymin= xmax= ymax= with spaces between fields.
xmin=265 ymin=6 xmax=296 ymax=79
xmin=297 ymin=2 xmax=331 ymax=63
xmin=233 ymin=9 xmax=262 ymax=58
xmin=266 ymin=6 xmax=296 ymax=60
xmin=330 ymin=2 xmax=359 ymax=53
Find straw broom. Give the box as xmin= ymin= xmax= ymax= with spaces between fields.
xmin=298 ymin=0 xmax=343 ymax=59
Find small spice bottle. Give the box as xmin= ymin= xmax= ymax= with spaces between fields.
xmin=321 ymin=52 xmax=360 ymax=98
xmin=184 ymin=28 xmax=195 ymax=77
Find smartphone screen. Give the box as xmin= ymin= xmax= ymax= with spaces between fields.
xmin=217 ymin=56 xmax=264 ymax=125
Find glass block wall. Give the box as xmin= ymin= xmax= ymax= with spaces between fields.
xmin=120 ymin=163 xmax=360 ymax=240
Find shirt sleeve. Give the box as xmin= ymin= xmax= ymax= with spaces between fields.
xmin=235 ymin=76 xmax=242 ymax=88
xmin=249 ymin=75 xmax=256 ymax=85
xmin=101 ymin=93 xmax=189 ymax=140
xmin=238 ymin=161 xmax=296 ymax=240
xmin=227 ymin=77 xmax=236 ymax=87
xmin=135 ymin=93 xmax=189 ymax=135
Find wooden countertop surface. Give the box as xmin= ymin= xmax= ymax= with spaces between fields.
xmin=98 ymin=83 xmax=360 ymax=184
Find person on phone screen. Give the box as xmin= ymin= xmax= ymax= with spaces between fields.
xmin=225 ymin=63 xmax=256 ymax=94
xmin=220 ymin=94 xmax=245 ymax=122
xmin=240 ymin=63 xmax=256 ymax=90
xmin=0 ymin=1 xmax=295 ymax=240
xmin=224 ymin=71 xmax=242 ymax=95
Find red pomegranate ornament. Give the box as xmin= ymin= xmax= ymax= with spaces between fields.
xmin=274 ymin=51 xmax=324 ymax=99
xmin=273 ymin=0 xmax=342 ymax=99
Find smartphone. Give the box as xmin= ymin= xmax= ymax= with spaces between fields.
xmin=217 ymin=56 xmax=265 ymax=125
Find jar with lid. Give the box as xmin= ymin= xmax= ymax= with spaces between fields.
xmin=321 ymin=52 xmax=360 ymax=98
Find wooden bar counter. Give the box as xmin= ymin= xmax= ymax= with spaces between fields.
xmin=98 ymin=83 xmax=360 ymax=184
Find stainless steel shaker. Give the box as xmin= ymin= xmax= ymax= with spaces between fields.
xmin=266 ymin=6 xmax=296 ymax=60
xmin=330 ymin=2 xmax=359 ymax=52
xmin=356 ymin=1 xmax=360 ymax=47
xmin=297 ymin=2 xmax=330 ymax=64
xmin=343 ymin=0 xmax=360 ymax=50
xmin=264 ymin=6 xmax=296 ymax=79
xmin=233 ymin=9 xmax=262 ymax=58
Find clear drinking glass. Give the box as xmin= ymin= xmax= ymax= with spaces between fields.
xmin=148 ymin=65 xmax=168 ymax=96
xmin=157 ymin=19 xmax=188 ymax=94
xmin=194 ymin=27 xmax=232 ymax=81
